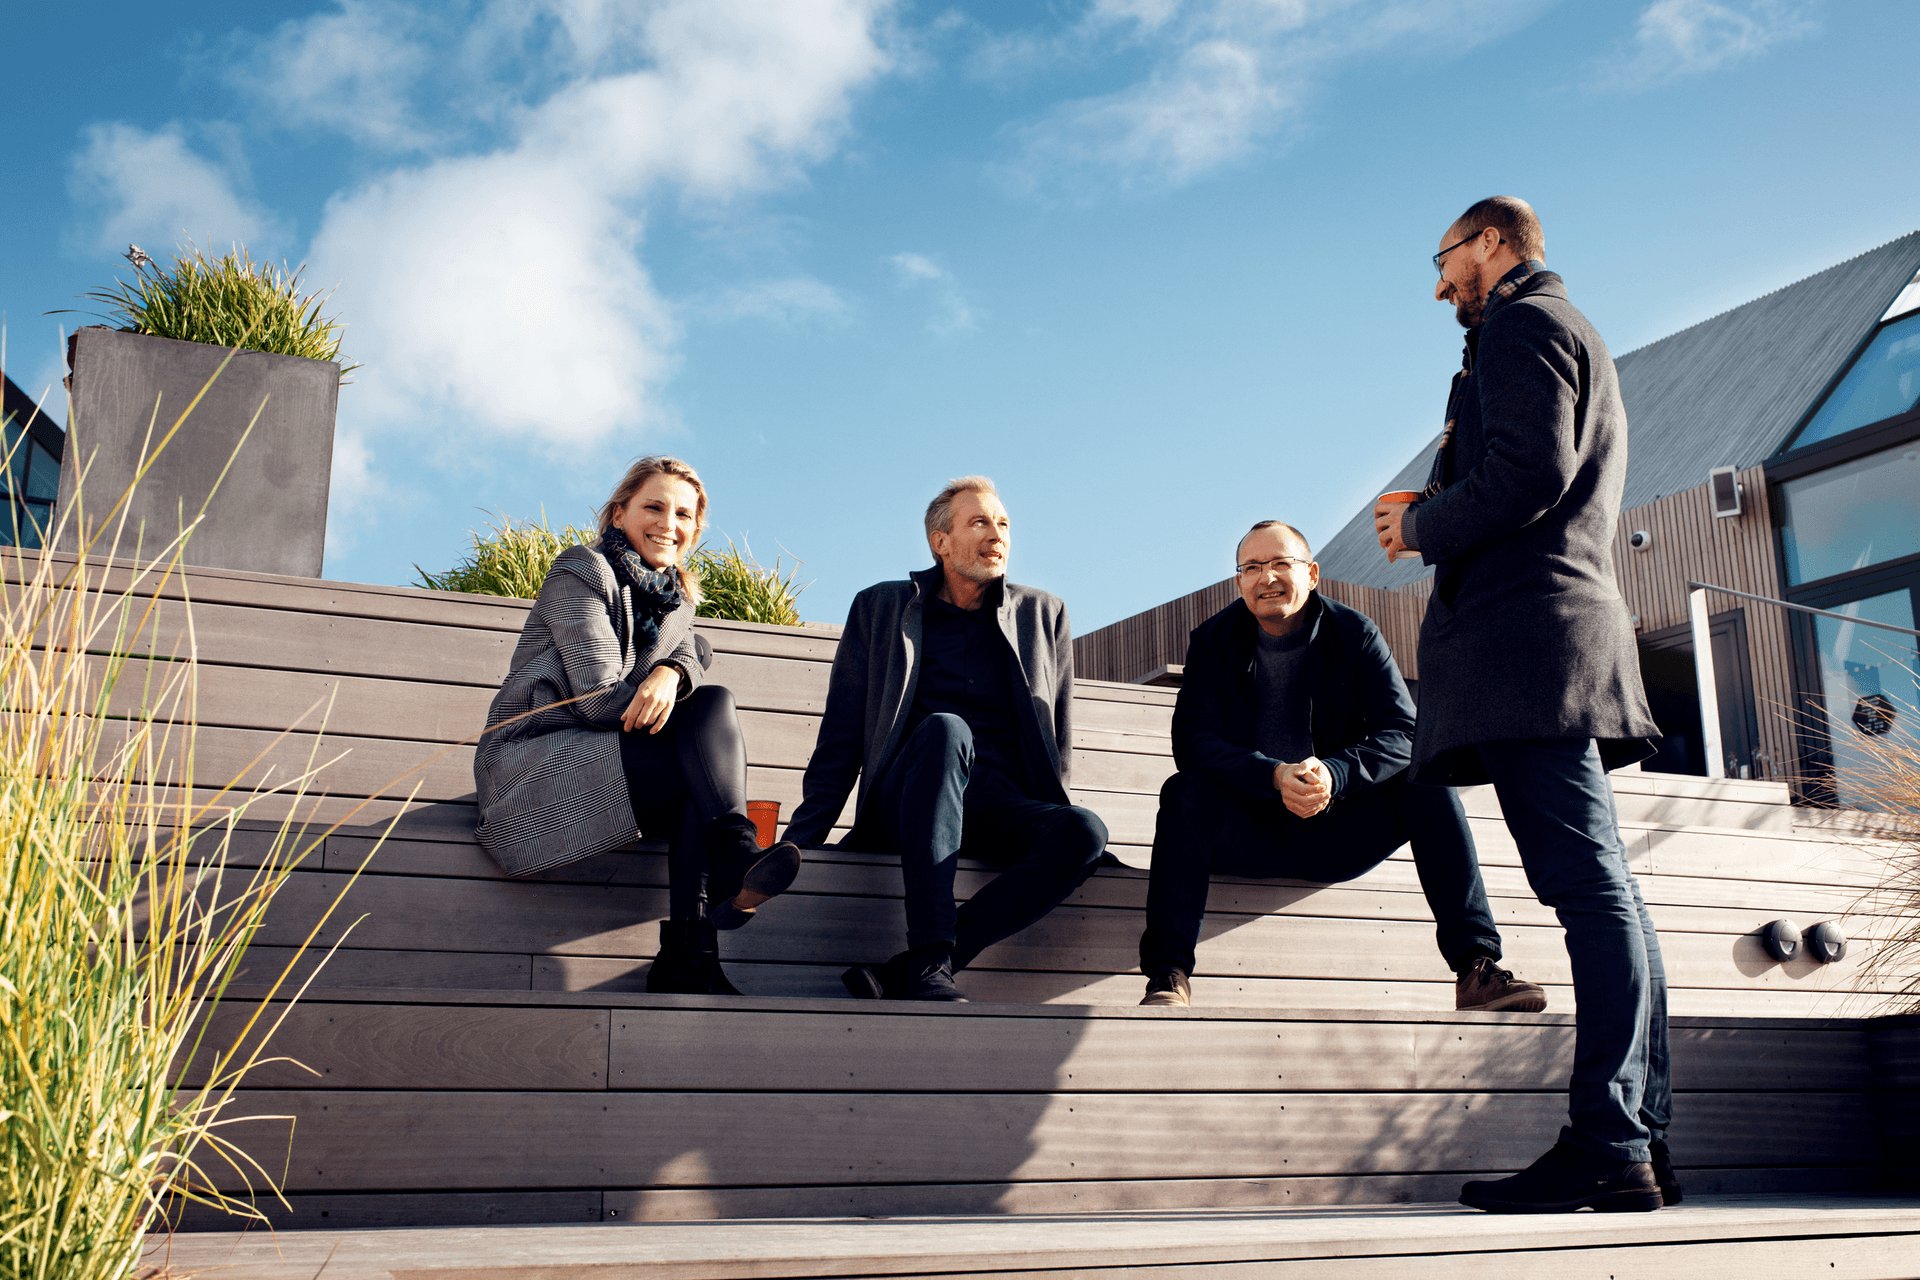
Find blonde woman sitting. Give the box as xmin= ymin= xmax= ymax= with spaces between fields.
xmin=474 ymin=455 xmax=801 ymax=994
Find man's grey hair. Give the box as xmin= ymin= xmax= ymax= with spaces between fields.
xmin=1237 ymin=520 xmax=1311 ymax=563
xmin=925 ymin=475 xmax=999 ymax=548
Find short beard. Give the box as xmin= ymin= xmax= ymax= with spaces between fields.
xmin=948 ymin=555 xmax=1006 ymax=584
xmin=1452 ymin=261 xmax=1487 ymax=328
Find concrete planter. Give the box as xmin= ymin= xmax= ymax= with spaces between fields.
xmin=56 ymin=326 xmax=339 ymax=577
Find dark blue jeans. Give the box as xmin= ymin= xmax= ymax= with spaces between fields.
xmin=1139 ymin=767 xmax=1503 ymax=977
xmin=1478 ymin=739 xmax=1671 ymax=1164
xmin=862 ymin=713 xmax=1108 ymax=969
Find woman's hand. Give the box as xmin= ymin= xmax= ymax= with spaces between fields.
xmin=622 ymin=665 xmax=683 ymax=734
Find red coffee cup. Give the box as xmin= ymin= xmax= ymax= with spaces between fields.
xmin=1377 ymin=491 xmax=1424 ymax=562
xmin=745 ymin=800 xmax=780 ymax=849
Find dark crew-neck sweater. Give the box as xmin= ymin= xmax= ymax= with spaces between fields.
xmin=1253 ymin=624 xmax=1313 ymax=766
xmin=907 ymin=591 xmax=1030 ymax=796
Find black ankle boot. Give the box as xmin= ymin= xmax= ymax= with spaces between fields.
xmin=647 ymin=919 xmax=741 ymax=996
xmin=705 ymin=815 xmax=804 ymax=931
xmin=1460 ymin=1141 xmax=1662 ymax=1214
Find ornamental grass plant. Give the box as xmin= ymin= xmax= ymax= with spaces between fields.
xmin=1838 ymin=693 xmax=1920 ymax=1015
xmin=416 ymin=513 xmax=810 ymax=626
xmin=71 ymin=243 xmax=354 ymax=380
xmin=1 ymin=366 xmax=378 ymax=1279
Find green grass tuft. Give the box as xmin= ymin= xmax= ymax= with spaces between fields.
xmin=71 ymin=242 xmax=355 ymax=380
xmin=414 ymin=514 xmax=810 ymax=626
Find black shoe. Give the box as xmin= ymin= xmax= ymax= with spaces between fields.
xmin=647 ymin=919 xmax=740 ymax=996
xmin=1459 ymin=1141 xmax=1663 ymax=1214
xmin=843 ymin=944 xmax=968 ymax=1002
xmin=709 ymin=839 xmax=803 ymax=931
xmin=1649 ymin=1138 xmax=1684 ymax=1205
xmin=1140 ymin=968 xmax=1190 ymax=1007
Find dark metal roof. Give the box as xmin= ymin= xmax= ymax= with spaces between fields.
xmin=1315 ymin=230 xmax=1920 ymax=589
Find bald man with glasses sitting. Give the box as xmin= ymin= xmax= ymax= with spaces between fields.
xmin=1136 ymin=520 xmax=1545 ymax=1011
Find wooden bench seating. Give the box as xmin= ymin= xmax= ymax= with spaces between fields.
xmin=18 ymin=553 xmax=1908 ymax=1230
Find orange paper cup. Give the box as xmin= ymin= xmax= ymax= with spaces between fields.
xmin=1377 ymin=491 xmax=1424 ymax=562
xmin=745 ymin=800 xmax=780 ymax=849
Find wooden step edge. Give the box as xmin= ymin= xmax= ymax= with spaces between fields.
xmin=142 ymin=1193 xmax=1920 ymax=1279
xmin=200 ymin=985 xmax=1881 ymax=1029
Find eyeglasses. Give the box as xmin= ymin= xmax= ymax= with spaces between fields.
xmin=1433 ymin=230 xmax=1505 ymax=276
xmin=1237 ymin=556 xmax=1312 ymax=578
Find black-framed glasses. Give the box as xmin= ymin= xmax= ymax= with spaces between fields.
xmin=1433 ymin=230 xmax=1504 ymax=275
xmin=1237 ymin=556 xmax=1312 ymax=578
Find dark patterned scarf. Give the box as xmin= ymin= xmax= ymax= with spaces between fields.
xmin=599 ymin=526 xmax=686 ymax=658
xmin=1424 ymin=259 xmax=1545 ymax=498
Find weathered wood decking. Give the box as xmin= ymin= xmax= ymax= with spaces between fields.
xmin=14 ymin=552 xmax=1910 ymax=1244
xmin=147 ymin=1194 xmax=1920 ymax=1280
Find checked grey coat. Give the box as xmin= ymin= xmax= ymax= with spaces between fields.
xmin=474 ymin=544 xmax=704 ymax=876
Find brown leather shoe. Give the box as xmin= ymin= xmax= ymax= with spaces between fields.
xmin=1456 ymin=956 xmax=1548 ymax=1012
xmin=1140 ymin=968 xmax=1190 ymax=1007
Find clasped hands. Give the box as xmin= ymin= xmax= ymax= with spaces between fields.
xmin=1274 ymin=756 xmax=1333 ymax=818
xmin=621 ymin=664 xmax=683 ymax=734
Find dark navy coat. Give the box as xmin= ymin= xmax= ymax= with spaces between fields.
xmin=1172 ymin=593 xmax=1415 ymax=801
xmin=1404 ymin=270 xmax=1658 ymax=785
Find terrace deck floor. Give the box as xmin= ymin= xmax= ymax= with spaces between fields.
xmin=148 ymin=1193 xmax=1920 ymax=1279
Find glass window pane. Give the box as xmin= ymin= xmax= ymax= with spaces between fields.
xmin=1808 ymin=588 xmax=1918 ymax=811
xmin=16 ymin=502 xmax=49 ymax=551
xmin=1 ymin=419 xmax=25 ymax=493
xmin=1791 ymin=310 xmax=1920 ymax=449
xmin=26 ymin=442 xmax=59 ymax=500
xmin=1778 ymin=442 xmax=1920 ymax=584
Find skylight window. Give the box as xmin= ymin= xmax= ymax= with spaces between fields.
xmin=1785 ymin=306 xmax=1920 ymax=451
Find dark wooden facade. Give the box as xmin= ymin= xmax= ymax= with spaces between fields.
xmin=1075 ymin=467 xmax=1798 ymax=779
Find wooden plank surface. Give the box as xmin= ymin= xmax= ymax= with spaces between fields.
xmin=244 ymin=862 xmax=1883 ymax=999
xmin=211 ymin=1089 xmax=1876 ymax=1192
xmin=607 ymin=1009 xmax=1870 ymax=1093
xmin=177 ymin=1004 xmax=607 ymax=1089
xmin=146 ymin=1193 xmax=1920 ymax=1279
xmin=166 ymin=1165 xmax=1886 ymax=1233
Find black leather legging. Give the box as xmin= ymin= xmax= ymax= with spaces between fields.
xmin=618 ymin=683 xmax=749 ymax=920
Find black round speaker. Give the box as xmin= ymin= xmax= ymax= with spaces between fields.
xmin=1762 ymin=919 xmax=1800 ymax=963
xmin=1806 ymin=921 xmax=1847 ymax=964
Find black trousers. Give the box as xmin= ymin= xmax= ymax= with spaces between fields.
xmin=1138 ymin=768 xmax=1503 ymax=977
xmin=860 ymin=713 xmax=1108 ymax=969
xmin=618 ymin=683 xmax=749 ymax=920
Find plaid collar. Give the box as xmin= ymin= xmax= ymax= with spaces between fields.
xmin=1482 ymin=259 xmax=1547 ymax=318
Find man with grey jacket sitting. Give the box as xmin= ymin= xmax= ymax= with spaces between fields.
xmin=783 ymin=476 xmax=1108 ymax=1002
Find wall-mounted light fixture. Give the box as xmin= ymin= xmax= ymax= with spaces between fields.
xmin=1709 ymin=467 xmax=1743 ymax=518
xmin=1629 ymin=530 xmax=1654 ymax=551
xmin=1805 ymin=921 xmax=1847 ymax=964
xmin=1762 ymin=919 xmax=1800 ymax=962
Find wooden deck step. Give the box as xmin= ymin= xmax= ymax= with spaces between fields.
xmin=167 ymin=990 xmax=1904 ymax=1232
xmin=149 ymin=1194 xmax=1920 ymax=1279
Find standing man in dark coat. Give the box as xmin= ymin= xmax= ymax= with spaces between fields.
xmin=1375 ymin=197 xmax=1671 ymax=1214
xmin=783 ymin=476 xmax=1108 ymax=1002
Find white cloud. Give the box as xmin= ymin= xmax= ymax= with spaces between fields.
xmin=67 ymin=123 xmax=284 ymax=257
xmin=890 ymin=251 xmax=975 ymax=335
xmin=1596 ymin=0 xmax=1819 ymax=89
xmin=697 ymin=277 xmax=849 ymax=325
xmin=230 ymin=0 xmax=436 ymax=151
xmin=996 ymin=0 xmax=1550 ymax=196
xmin=294 ymin=0 xmax=893 ymax=454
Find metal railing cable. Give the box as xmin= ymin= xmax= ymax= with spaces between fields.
xmin=1684 ymin=580 xmax=1918 ymax=780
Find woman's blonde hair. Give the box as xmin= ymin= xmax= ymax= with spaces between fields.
xmin=597 ymin=455 xmax=707 ymax=603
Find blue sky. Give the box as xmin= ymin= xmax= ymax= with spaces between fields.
xmin=4 ymin=0 xmax=1917 ymax=633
